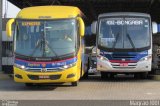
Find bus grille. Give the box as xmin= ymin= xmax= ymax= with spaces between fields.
xmin=28 ymin=74 xmax=61 ymax=80
xmin=112 ymin=54 xmax=136 ymax=59
xmin=26 ymin=68 xmax=62 ymax=72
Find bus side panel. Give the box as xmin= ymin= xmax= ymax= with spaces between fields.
xmin=80 ymin=37 xmax=88 ymax=76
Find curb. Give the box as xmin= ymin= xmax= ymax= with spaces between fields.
xmin=148 ymin=74 xmax=160 ymax=80
xmin=0 ymin=72 xmax=12 ymax=80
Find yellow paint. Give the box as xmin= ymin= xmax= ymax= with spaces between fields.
xmin=77 ymin=17 xmax=85 ymax=37
xmin=17 ymin=6 xmax=83 ymax=19
xmin=14 ymin=64 xmax=80 ymax=83
xmin=12 ymin=6 xmax=85 ymax=84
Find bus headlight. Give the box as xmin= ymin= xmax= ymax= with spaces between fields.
xmin=21 ymin=65 xmax=25 ymax=69
xmin=139 ymin=55 xmax=152 ymax=62
xmin=61 ymin=63 xmax=76 ymax=69
xmin=14 ymin=64 xmax=26 ymax=70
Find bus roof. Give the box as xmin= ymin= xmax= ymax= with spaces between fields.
xmin=16 ymin=6 xmax=83 ymax=19
xmin=99 ymin=12 xmax=150 ymax=18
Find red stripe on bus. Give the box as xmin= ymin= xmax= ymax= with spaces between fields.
xmin=15 ymin=56 xmax=77 ymax=64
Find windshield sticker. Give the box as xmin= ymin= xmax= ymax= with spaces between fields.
xmin=22 ymin=22 xmax=41 ymax=26
xmin=106 ymin=20 xmax=143 ymax=25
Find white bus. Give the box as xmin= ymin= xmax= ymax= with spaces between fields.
xmin=91 ymin=12 xmax=157 ymax=78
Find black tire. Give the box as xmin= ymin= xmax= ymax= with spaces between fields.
xmin=25 ymin=83 xmax=34 ymax=87
xmin=152 ymin=69 xmax=160 ymax=75
xmin=101 ymin=72 xmax=108 ymax=79
xmin=140 ymin=72 xmax=148 ymax=79
xmin=84 ymin=59 xmax=90 ymax=79
xmin=149 ymin=69 xmax=155 ymax=74
xmin=134 ymin=72 xmax=148 ymax=79
xmin=152 ymin=44 xmax=159 ymax=74
xmin=71 ymin=81 xmax=78 ymax=86
xmin=134 ymin=73 xmax=141 ymax=79
xmin=109 ymin=73 xmax=115 ymax=79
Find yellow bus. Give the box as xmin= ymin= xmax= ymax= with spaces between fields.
xmin=6 ymin=6 xmax=86 ymax=86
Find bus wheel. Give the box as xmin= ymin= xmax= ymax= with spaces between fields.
xmin=101 ymin=72 xmax=108 ymax=79
xmin=71 ymin=81 xmax=78 ymax=86
xmin=134 ymin=72 xmax=148 ymax=79
xmin=152 ymin=69 xmax=160 ymax=75
xmin=25 ymin=83 xmax=34 ymax=87
xmin=134 ymin=73 xmax=140 ymax=79
xmin=110 ymin=73 xmax=115 ymax=79
xmin=140 ymin=72 xmax=148 ymax=79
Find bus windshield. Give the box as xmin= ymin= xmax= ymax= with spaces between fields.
xmin=98 ymin=17 xmax=150 ymax=51
xmin=15 ymin=19 xmax=76 ymax=58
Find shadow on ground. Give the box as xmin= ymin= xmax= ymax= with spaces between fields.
xmin=0 ymin=74 xmax=156 ymax=91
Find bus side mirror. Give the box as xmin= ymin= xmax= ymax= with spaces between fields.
xmin=152 ymin=22 xmax=158 ymax=34
xmin=91 ymin=21 xmax=97 ymax=34
xmin=77 ymin=17 xmax=85 ymax=37
xmin=6 ymin=18 xmax=15 ymax=37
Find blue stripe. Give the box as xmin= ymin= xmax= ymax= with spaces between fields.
xmin=15 ymin=57 xmax=77 ymax=68
xmin=100 ymin=50 xmax=148 ymax=61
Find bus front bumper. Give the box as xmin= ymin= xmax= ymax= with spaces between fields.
xmin=13 ymin=66 xmax=80 ymax=83
xmin=97 ymin=59 xmax=151 ymax=73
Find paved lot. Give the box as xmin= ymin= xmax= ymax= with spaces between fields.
xmin=0 ymin=75 xmax=160 ymax=100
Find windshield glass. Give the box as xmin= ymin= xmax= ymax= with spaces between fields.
xmin=15 ymin=19 xmax=76 ymax=57
xmin=98 ymin=17 xmax=150 ymax=51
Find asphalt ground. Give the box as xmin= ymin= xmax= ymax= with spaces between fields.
xmin=0 ymin=74 xmax=160 ymax=101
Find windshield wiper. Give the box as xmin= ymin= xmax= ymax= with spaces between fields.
xmin=126 ymin=33 xmax=137 ymax=51
xmin=112 ymin=33 xmax=120 ymax=50
xmin=43 ymin=40 xmax=60 ymax=59
xmin=30 ymin=39 xmax=42 ymax=57
xmin=30 ymin=39 xmax=59 ymax=59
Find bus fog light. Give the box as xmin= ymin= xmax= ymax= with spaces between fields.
xmin=67 ymin=73 xmax=75 ymax=78
xmin=15 ymin=74 xmax=23 ymax=79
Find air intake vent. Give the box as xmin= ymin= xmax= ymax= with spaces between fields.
xmin=112 ymin=54 xmax=136 ymax=59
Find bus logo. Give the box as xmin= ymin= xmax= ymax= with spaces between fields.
xmin=42 ymin=64 xmax=46 ymax=67
xmin=122 ymin=59 xmax=125 ymax=61
xmin=41 ymin=68 xmax=47 ymax=72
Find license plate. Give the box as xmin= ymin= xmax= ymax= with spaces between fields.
xmin=39 ymin=75 xmax=50 ymax=79
xmin=120 ymin=63 xmax=128 ymax=66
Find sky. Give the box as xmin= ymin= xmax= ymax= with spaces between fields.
xmin=2 ymin=0 xmax=20 ymax=18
